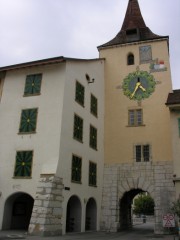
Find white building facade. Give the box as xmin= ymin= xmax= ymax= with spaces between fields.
xmin=0 ymin=57 xmax=104 ymax=235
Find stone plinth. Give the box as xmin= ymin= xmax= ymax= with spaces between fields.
xmin=28 ymin=174 xmax=63 ymax=236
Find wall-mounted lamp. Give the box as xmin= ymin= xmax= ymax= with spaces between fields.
xmin=86 ymin=74 xmax=95 ymax=84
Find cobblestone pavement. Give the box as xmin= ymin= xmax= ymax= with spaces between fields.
xmin=0 ymin=223 xmax=177 ymax=240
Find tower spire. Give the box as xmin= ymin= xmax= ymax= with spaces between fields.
xmin=98 ymin=0 xmax=166 ymax=49
xmin=121 ymin=0 xmax=146 ymax=30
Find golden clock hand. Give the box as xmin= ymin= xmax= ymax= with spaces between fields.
xmin=131 ymin=82 xmax=140 ymax=98
xmin=139 ymin=85 xmax=146 ymax=92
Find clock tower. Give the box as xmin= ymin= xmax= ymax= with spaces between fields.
xmin=98 ymin=0 xmax=175 ymax=234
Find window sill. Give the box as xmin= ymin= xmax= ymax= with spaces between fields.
xmin=90 ymin=112 xmax=98 ymax=118
xmin=89 ymin=184 xmax=97 ymax=188
xmin=71 ymin=180 xmax=82 ymax=184
xmin=90 ymin=146 xmax=98 ymax=151
xmin=127 ymin=124 xmax=146 ymax=127
xmin=23 ymin=93 xmax=41 ymax=97
xmin=13 ymin=177 xmax=32 ymax=179
xmin=75 ymin=100 xmax=85 ymax=108
xmin=18 ymin=132 xmax=36 ymax=135
xmin=73 ymin=137 xmax=83 ymax=143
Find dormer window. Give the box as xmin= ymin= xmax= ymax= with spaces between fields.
xmin=127 ymin=53 xmax=134 ymax=65
xmin=126 ymin=28 xmax=140 ymax=42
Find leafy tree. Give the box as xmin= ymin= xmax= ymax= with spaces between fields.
xmin=171 ymin=199 xmax=180 ymax=218
xmin=133 ymin=193 xmax=155 ymax=215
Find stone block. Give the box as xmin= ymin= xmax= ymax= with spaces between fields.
xmin=53 ymin=207 xmax=62 ymax=216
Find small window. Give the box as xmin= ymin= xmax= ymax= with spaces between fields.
xmin=71 ymin=155 xmax=82 ymax=183
xmin=126 ymin=28 xmax=139 ymax=41
xmin=19 ymin=108 xmax=38 ymax=133
xmin=127 ymin=53 xmax=134 ymax=65
xmin=73 ymin=114 xmax=83 ymax=142
xmin=90 ymin=94 xmax=98 ymax=117
xmin=14 ymin=151 xmax=33 ymax=177
xmin=75 ymin=81 xmax=85 ymax=106
xmin=24 ymin=74 xmax=42 ymax=96
xmin=135 ymin=145 xmax=150 ymax=162
xmin=89 ymin=125 xmax=97 ymax=150
xmin=128 ymin=109 xmax=143 ymax=126
xmin=89 ymin=162 xmax=97 ymax=187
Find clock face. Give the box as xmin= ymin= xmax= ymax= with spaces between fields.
xmin=122 ymin=70 xmax=156 ymax=101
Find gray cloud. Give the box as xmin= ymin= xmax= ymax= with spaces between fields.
xmin=0 ymin=0 xmax=179 ymax=89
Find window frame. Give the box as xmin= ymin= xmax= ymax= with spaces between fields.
xmin=127 ymin=53 xmax=134 ymax=65
xmin=14 ymin=150 xmax=33 ymax=178
xmin=90 ymin=94 xmax=98 ymax=117
xmin=89 ymin=161 xmax=97 ymax=187
xmin=128 ymin=109 xmax=143 ymax=126
xmin=134 ymin=144 xmax=151 ymax=162
xmin=89 ymin=125 xmax=97 ymax=150
xmin=75 ymin=80 xmax=85 ymax=107
xmin=24 ymin=73 xmax=42 ymax=96
xmin=19 ymin=108 xmax=38 ymax=134
xmin=71 ymin=154 xmax=82 ymax=184
xmin=73 ymin=114 xmax=83 ymax=142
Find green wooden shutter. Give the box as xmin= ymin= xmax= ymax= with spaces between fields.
xmin=14 ymin=151 xmax=33 ymax=177
xmin=19 ymin=108 xmax=38 ymax=133
xmin=71 ymin=155 xmax=82 ymax=183
xmin=73 ymin=114 xmax=83 ymax=141
xmin=90 ymin=125 xmax=97 ymax=150
xmin=75 ymin=81 xmax=85 ymax=106
xmin=89 ymin=162 xmax=97 ymax=186
xmin=24 ymin=74 xmax=42 ymax=95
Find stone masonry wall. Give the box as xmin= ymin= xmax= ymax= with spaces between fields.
xmin=101 ymin=161 xmax=175 ymax=234
xmin=28 ymin=174 xmax=64 ymax=236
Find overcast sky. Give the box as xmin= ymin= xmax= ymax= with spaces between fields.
xmin=0 ymin=0 xmax=180 ymax=89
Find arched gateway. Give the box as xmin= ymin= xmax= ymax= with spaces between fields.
xmin=101 ymin=162 xmax=175 ymax=234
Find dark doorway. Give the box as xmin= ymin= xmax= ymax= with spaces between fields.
xmin=2 ymin=192 xmax=34 ymax=230
xmin=85 ymin=198 xmax=97 ymax=231
xmin=119 ymin=189 xmax=145 ymax=230
xmin=66 ymin=195 xmax=82 ymax=233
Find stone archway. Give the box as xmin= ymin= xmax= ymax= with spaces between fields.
xmin=66 ymin=195 xmax=82 ymax=233
xmin=119 ymin=189 xmax=150 ymax=230
xmin=2 ymin=192 xmax=34 ymax=230
xmin=101 ymin=162 xmax=175 ymax=234
xmin=85 ymin=198 xmax=97 ymax=231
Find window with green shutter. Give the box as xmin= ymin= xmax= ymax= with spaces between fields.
xmin=90 ymin=94 xmax=98 ymax=117
xmin=90 ymin=125 xmax=97 ymax=150
xmin=75 ymin=81 xmax=85 ymax=106
xmin=24 ymin=74 xmax=42 ymax=96
xmin=14 ymin=151 xmax=33 ymax=177
xmin=89 ymin=162 xmax=97 ymax=187
xmin=73 ymin=114 xmax=83 ymax=142
xmin=19 ymin=108 xmax=38 ymax=133
xmin=71 ymin=155 xmax=82 ymax=183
